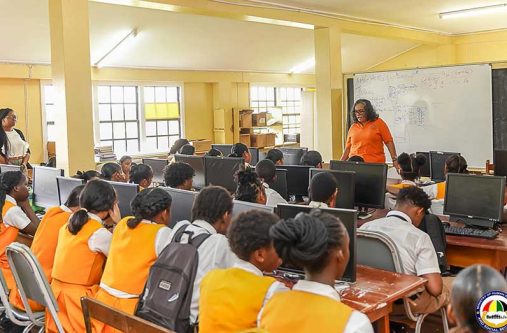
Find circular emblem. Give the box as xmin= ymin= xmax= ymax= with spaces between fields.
xmin=476 ymin=291 xmax=507 ymax=332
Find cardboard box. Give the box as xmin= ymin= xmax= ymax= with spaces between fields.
xmin=239 ymin=134 xmax=251 ymax=146
xmin=191 ymin=140 xmax=212 ymax=152
xmin=252 ymin=112 xmax=267 ymax=127
xmin=251 ymin=133 xmax=276 ymax=148
xmin=239 ymin=110 xmax=253 ymax=128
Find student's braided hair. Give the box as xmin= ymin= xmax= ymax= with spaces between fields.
xmin=269 ymin=209 xmax=346 ymax=273
xmin=0 ymin=171 xmax=25 ymax=214
xmin=128 ymin=187 xmax=172 ymax=228
xmin=234 ymin=168 xmax=264 ymax=203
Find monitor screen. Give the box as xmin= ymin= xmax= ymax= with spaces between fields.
xmin=279 ymin=148 xmax=308 ymax=165
xmin=108 ymin=181 xmax=139 ymax=217
xmin=161 ymin=187 xmax=198 ymax=228
xmin=329 ymin=160 xmax=387 ymax=209
xmin=249 ymin=148 xmax=259 ymax=166
xmin=430 ymin=151 xmax=459 ymax=182
xmin=32 ymin=166 xmax=64 ymax=208
xmin=142 ymin=158 xmax=168 ymax=184
xmin=56 ymin=177 xmax=84 ymax=205
xmin=277 ymin=165 xmax=312 ymax=197
xmin=205 ymin=156 xmax=244 ymax=193
xmin=309 ymin=169 xmax=355 ymax=209
xmin=174 ymin=154 xmax=205 ymax=190
xmin=211 ymin=144 xmax=232 ymax=157
xmin=231 ymin=200 xmax=275 ymax=220
xmin=444 ymin=174 xmax=505 ymax=226
xmin=494 ymin=150 xmax=507 ymax=177
xmin=276 ymin=204 xmax=357 ymax=283
xmin=271 ymin=169 xmax=288 ymax=200
xmin=0 ymin=164 xmax=21 ymax=173
xmin=415 ymin=152 xmax=431 ymax=178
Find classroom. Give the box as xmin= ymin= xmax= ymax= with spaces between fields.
xmin=1 ymin=0 xmax=507 ymax=332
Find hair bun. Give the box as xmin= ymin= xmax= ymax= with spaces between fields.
xmin=414 ymin=154 xmax=427 ymax=166
xmin=397 ymin=153 xmax=411 ymax=165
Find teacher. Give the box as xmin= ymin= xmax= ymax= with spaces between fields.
xmin=0 ymin=108 xmax=30 ymax=167
xmin=341 ymin=99 xmax=399 ymax=168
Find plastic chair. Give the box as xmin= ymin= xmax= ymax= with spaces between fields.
xmin=6 ymin=242 xmax=64 ymax=333
xmin=356 ymin=230 xmax=449 ymax=333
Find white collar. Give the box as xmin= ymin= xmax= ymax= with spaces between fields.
xmin=140 ymin=219 xmax=156 ymax=225
xmin=293 ymin=280 xmax=340 ymax=302
xmin=386 ymin=210 xmax=412 ymax=224
xmin=60 ymin=205 xmax=72 ymax=213
xmin=262 ymin=182 xmax=270 ymax=189
xmin=88 ymin=212 xmax=103 ymax=224
xmin=308 ymin=201 xmax=328 ymax=208
xmin=193 ymin=219 xmax=217 ymax=234
xmin=5 ymin=195 xmax=16 ymax=205
xmin=233 ymin=259 xmax=263 ymax=277
xmin=401 ymin=180 xmax=417 ymax=186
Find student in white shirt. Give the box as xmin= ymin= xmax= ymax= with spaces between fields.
xmin=0 ymin=108 xmax=30 ymax=166
xmin=229 ymin=143 xmax=251 ymax=167
xmin=234 ymin=168 xmax=267 ymax=205
xmin=164 ymin=186 xmax=237 ymax=325
xmin=255 ymin=160 xmax=287 ymax=208
xmin=265 ymin=148 xmax=284 ymax=165
xmin=164 ymin=162 xmax=194 ymax=191
xmin=300 ymin=150 xmax=323 ymax=168
xmin=360 ymin=186 xmax=450 ymax=314
xmin=308 ymin=171 xmax=338 ymax=209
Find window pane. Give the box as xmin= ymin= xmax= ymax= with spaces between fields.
xmin=145 ymin=121 xmax=156 ymax=136
xmin=287 ymin=88 xmax=294 ymax=100
xmin=166 ymin=87 xmax=178 ymax=102
xmin=101 ymin=140 xmax=113 ymax=147
xmin=250 ymin=87 xmax=258 ymax=100
xmin=126 ymin=122 xmax=138 ymax=139
xmin=168 ymin=120 xmax=179 ymax=135
xmin=157 ymin=136 xmax=169 ymax=150
xmin=259 ymin=87 xmax=266 ymax=100
xmin=124 ymin=87 xmax=136 ymax=103
xmin=100 ymin=123 xmax=113 ymax=140
xmin=294 ymin=88 xmax=301 ymax=100
xmin=111 ymin=86 xmax=124 ymax=103
xmin=279 ymin=88 xmax=287 ymax=101
xmin=168 ymin=135 xmax=179 ymax=148
xmin=145 ymin=137 xmax=157 ymax=152
xmin=98 ymin=86 xmax=110 ymax=103
xmin=124 ymin=104 xmax=137 ymax=120
xmin=157 ymin=121 xmax=168 ymax=135
xmin=47 ymin=124 xmax=55 ymax=142
xmin=267 ymin=87 xmax=275 ymax=100
xmin=144 ymin=87 xmax=155 ymax=103
xmin=127 ymin=139 xmax=139 ymax=153
xmin=98 ymin=104 xmax=111 ymax=121
xmin=155 ymin=87 xmax=166 ymax=103
xmin=45 ymin=105 xmax=55 ymax=122
xmin=113 ymin=122 xmax=126 ymax=139
xmin=114 ymin=140 xmax=126 ymax=155
xmin=111 ymin=104 xmax=124 ymax=121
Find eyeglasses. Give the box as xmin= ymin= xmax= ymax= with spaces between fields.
xmin=354 ymin=109 xmax=366 ymax=115
xmin=6 ymin=115 xmax=17 ymax=120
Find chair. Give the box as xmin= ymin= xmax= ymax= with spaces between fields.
xmin=356 ymin=230 xmax=449 ymax=333
xmin=81 ymin=297 xmax=173 ymax=333
xmin=6 ymin=242 xmax=64 ymax=333
xmin=486 ymin=159 xmax=495 ymax=174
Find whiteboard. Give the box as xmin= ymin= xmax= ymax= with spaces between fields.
xmin=353 ymin=64 xmax=492 ymax=167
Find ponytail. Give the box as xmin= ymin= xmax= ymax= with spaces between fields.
xmin=68 ymin=209 xmax=90 ymax=235
xmin=127 ymin=188 xmax=172 ymax=228
xmin=0 ymin=171 xmax=25 ymax=215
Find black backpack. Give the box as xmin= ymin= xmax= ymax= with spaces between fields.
xmin=135 ymin=224 xmax=210 ymax=333
xmin=418 ymin=213 xmax=448 ymax=272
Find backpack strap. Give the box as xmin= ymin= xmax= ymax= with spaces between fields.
xmin=173 ymin=224 xmax=193 ymax=243
xmin=189 ymin=232 xmax=211 ymax=249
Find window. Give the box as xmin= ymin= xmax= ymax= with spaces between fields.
xmin=42 ymin=84 xmax=56 ymax=142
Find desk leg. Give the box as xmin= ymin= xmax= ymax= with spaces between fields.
xmin=376 ymin=315 xmax=389 ymax=333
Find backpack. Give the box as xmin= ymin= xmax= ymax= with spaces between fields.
xmin=418 ymin=213 xmax=448 ymax=272
xmin=135 ymin=224 xmax=210 ymax=333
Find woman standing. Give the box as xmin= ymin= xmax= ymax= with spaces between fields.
xmin=0 ymin=108 xmax=30 ymax=167
xmin=341 ymin=100 xmax=398 ymax=168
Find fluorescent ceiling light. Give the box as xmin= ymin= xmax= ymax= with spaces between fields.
xmin=290 ymin=58 xmax=315 ymax=74
xmin=95 ymin=28 xmax=138 ymax=68
xmin=439 ymin=3 xmax=507 ymax=19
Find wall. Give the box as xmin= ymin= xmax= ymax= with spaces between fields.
xmin=183 ymin=82 xmax=214 ymax=141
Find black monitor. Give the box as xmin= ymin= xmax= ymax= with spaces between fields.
xmin=161 ymin=187 xmax=198 ymax=228
xmin=444 ymin=174 xmax=505 ymax=228
xmin=0 ymin=164 xmax=21 ymax=173
xmin=309 ymin=169 xmax=355 ymax=209
xmin=279 ymin=147 xmax=308 ymax=165
xmin=107 ymin=181 xmax=139 ymax=217
xmin=271 ymin=169 xmax=288 ymax=200
xmin=204 ymin=156 xmax=244 ymax=193
xmin=415 ymin=152 xmax=431 ymax=178
xmin=277 ymin=165 xmax=312 ymax=197
xmin=211 ymin=144 xmax=232 ymax=157
xmin=330 ymin=160 xmax=387 ymax=209
xmin=276 ymin=204 xmax=357 ymax=283
xmin=430 ymin=151 xmax=459 ymax=182
xmin=249 ymin=148 xmax=260 ymax=166
xmin=56 ymin=177 xmax=84 ymax=205
xmin=142 ymin=158 xmax=168 ymax=185
xmin=32 ymin=166 xmax=65 ymax=208
xmin=174 ymin=154 xmax=205 ymax=190
xmin=231 ymin=200 xmax=275 ymax=220
xmin=494 ymin=150 xmax=507 ymax=177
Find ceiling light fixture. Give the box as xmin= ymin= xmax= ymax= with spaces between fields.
xmin=439 ymin=3 xmax=507 ymax=19
xmin=95 ymin=28 xmax=138 ymax=68
xmin=290 ymin=58 xmax=315 ymax=74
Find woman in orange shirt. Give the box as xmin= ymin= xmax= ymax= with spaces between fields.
xmin=341 ymin=99 xmax=399 ymax=167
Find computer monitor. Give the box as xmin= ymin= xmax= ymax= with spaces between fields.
xmin=271 ymin=169 xmax=288 ymax=200
xmin=161 ymin=187 xmax=198 ymax=228
xmin=309 ymin=169 xmax=355 ymax=209
xmin=444 ymin=174 xmax=505 ymax=228
xmin=32 ymin=166 xmax=64 ymax=208
xmin=107 ymin=181 xmax=139 ymax=217
xmin=0 ymin=164 xmax=21 ymax=173
xmin=494 ymin=150 xmax=507 ymax=177
xmin=277 ymin=165 xmax=312 ymax=197
xmin=249 ymin=148 xmax=260 ymax=166
xmin=56 ymin=176 xmax=84 ymax=205
xmin=430 ymin=151 xmax=460 ymax=182
xmin=279 ymin=147 xmax=308 ymax=165
xmin=415 ymin=152 xmax=431 ymax=178
xmin=330 ymin=160 xmax=387 ymax=210
xmin=211 ymin=144 xmax=232 ymax=157
xmin=174 ymin=154 xmax=205 ymax=190
xmin=231 ymin=200 xmax=275 ymax=220
xmin=204 ymin=156 xmax=244 ymax=193
xmin=142 ymin=158 xmax=168 ymax=185
xmin=276 ymin=204 xmax=357 ymax=283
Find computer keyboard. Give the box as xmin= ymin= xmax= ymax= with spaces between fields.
xmin=444 ymin=225 xmax=498 ymax=239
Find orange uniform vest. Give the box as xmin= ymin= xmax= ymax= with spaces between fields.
xmin=100 ymin=217 xmax=164 ymax=295
xmin=0 ymin=200 xmax=21 ymax=290
xmin=52 ymin=219 xmax=106 ymax=286
xmin=199 ymin=268 xmax=276 ymax=333
xmin=260 ymin=290 xmax=353 ymax=333
xmin=436 ymin=182 xmax=446 ymax=200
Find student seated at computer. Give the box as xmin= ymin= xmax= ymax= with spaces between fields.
xmin=199 ymin=210 xmax=286 ymax=333
xmin=234 ymin=169 xmax=266 ymax=205
xmin=265 ymin=148 xmax=284 ymax=165
xmin=163 ymin=162 xmax=194 ymax=191
xmin=206 ymin=148 xmax=223 ymax=157
xmin=360 ymin=187 xmax=450 ymax=315
xmin=129 ymin=163 xmax=153 ymax=190
xmin=101 ymin=162 xmax=126 ymax=182
xmin=94 ymin=188 xmax=172 ymax=331
xmin=229 ymin=143 xmax=252 ymax=166
xmin=447 ymin=264 xmax=507 ymax=333
xmin=308 ymin=172 xmax=337 ymax=209
xmin=425 ymin=155 xmax=468 ymax=200
xmin=260 ymin=210 xmax=373 ymax=333
xmin=180 ymin=144 xmax=196 ymax=155
xmin=74 ymin=170 xmax=101 ymax=183
xmin=385 ymin=153 xmax=427 ymax=209
xmin=255 ymin=160 xmax=287 ymax=207
xmin=119 ymin=155 xmax=132 ymax=182
xmin=300 ymin=150 xmax=323 ymax=168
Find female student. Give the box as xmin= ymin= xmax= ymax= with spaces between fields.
xmin=199 ymin=210 xmax=285 ymax=332
xmin=47 ymin=180 xmax=119 ymax=333
xmin=385 ymin=153 xmax=427 ymax=209
xmin=164 ymin=162 xmax=194 ymax=191
xmin=94 ymin=188 xmax=172 ymax=330
xmin=119 ymin=156 xmax=132 ymax=181
xmin=0 ymin=171 xmax=39 ymax=290
xmin=255 ymin=159 xmax=287 ymax=208
xmin=235 ymin=168 xmax=266 ymax=205
xmin=424 ymin=154 xmax=468 ymax=200
xmin=74 ymin=170 xmax=101 ymax=183
xmin=129 ymin=163 xmax=153 ymax=190
xmin=101 ymin=162 xmax=125 ymax=182
xmin=229 ymin=143 xmax=251 ymax=166
xmin=265 ymin=149 xmax=284 ymax=165
xmin=260 ymin=210 xmax=373 ymax=333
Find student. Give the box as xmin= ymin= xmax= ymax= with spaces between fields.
xmin=74 ymin=170 xmax=101 ymax=183
xmin=229 ymin=143 xmax=251 ymax=165
xmin=348 ymin=155 xmax=364 ymax=162
xmin=164 ymin=162 xmax=194 ymax=190
xmin=235 ymin=169 xmax=267 ymax=204
xmin=101 ymin=162 xmax=125 ymax=182
xmin=119 ymin=155 xmax=132 ymax=181
xmin=260 ymin=210 xmax=373 ymax=332
xmin=387 ymin=153 xmax=427 ymax=195
xmin=448 ymin=264 xmax=507 ymax=333
xmin=163 ymin=186 xmax=238 ymax=326
xmin=179 ymin=144 xmax=196 ymax=155
xmin=0 ymin=171 xmax=39 ymax=291
xmin=199 ymin=210 xmax=285 ymax=332
xmin=265 ymin=149 xmax=284 ymax=165
xmin=206 ymin=148 xmax=223 ymax=157
xmin=129 ymin=163 xmax=153 ymax=190
xmin=169 ymin=138 xmax=190 ymax=155
xmin=424 ymin=154 xmax=468 ymax=200
xmin=300 ymin=150 xmax=323 ymax=168
xmin=47 ymin=180 xmax=119 ymax=333
xmin=308 ymin=172 xmax=337 ymax=209
xmin=360 ymin=187 xmax=450 ymax=315
xmin=95 ymin=188 xmax=172 ymax=327
xmin=255 ymin=159 xmax=287 ymax=207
